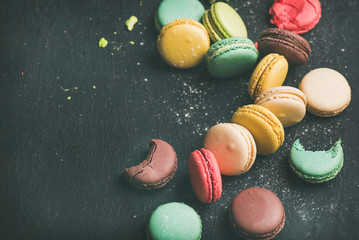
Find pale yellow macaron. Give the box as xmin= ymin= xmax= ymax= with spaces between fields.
xmin=248 ymin=53 xmax=288 ymax=100
xmin=203 ymin=123 xmax=256 ymax=176
xmin=299 ymin=68 xmax=351 ymax=117
xmin=157 ymin=18 xmax=210 ymax=69
xmin=255 ymin=86 xmax=307 ymax=127
xmin=231 ymin=104 xmax=284 ymax=155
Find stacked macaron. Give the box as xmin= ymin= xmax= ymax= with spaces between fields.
xmin=156 ymin=0 xmax=259 ymax=78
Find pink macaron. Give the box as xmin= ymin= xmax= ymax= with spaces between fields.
xmin=188 ymin=148 xmax=222 ymax=203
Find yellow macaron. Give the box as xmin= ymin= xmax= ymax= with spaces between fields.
xmin=157 ymin=18 xmax=210 ymax=69
xmin=248 ymin=53 xmax=288 ymax=100
xmin=231 ymin=104 xmax=284 ymax=155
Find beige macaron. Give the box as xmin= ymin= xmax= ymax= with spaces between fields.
xmin=203 ymin=123 xmax=256 ymax=176
xmin=255 ymin=86 xmax=307 ymax=127
xmin=299 ymin=68 xmax=351 ymax=117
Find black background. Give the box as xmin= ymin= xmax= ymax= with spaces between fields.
xmin=0 ymin=0 xmax=358 ymax=239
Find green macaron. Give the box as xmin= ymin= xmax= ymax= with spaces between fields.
xmin=289 ymin=139 xmax=344 ymax=183
xmin=205 ymin=37 xmax=258 ymax=78
xmin=202 ymin=2 xmax=247 ymax=42
xmin=147 ymin=202 xmax=202 ymax=240
xmin=155 ymin=0 xmax=205 ymax=31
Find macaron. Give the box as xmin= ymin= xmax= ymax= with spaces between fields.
xmin=188 ymin=148 xmax=222 ymax=203
xmin=231 ymin=104 xmax=284 ymax=155
xmin=248 ymin=53 xmax=288 ymax=100
xmin=258 ymin=28 xmax=311 ymax=65
xmin=122 ymin=139 xmax=177 ymax=190
xmin=147 ymin=202 xmax=202 ymax=240
xmin=205 ymin=37 xmax=258 ymax=78
xmin=203 ymin=123 xmax=256 ymax=176
xmin=255 ymin=86 xmax=307 ymax=127
xmin=289 ymin=139 xmax=344 ymax=183
xmin=230 ymin=187 xmax=285 ymax=239
xmin=155 ymin=0 xmax=205 ymax=31
xmin=269 ymin=0 xmax=322 ymax=34
xmin=299 ymin=68 xmax=351 ymax=117
xmin=157 ymin=18 xmax=210 ymax=69
xmin=202 ymin=2 xmax=247 ymax=42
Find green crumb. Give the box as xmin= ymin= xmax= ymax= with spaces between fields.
xmin=92 ymin=85 xmax=96 ymax=89
xmin=125 ymin=16 xmax=138 ymax=31
xmin=99 ymin=37 xmax=108 ymax=48
xmin=139 ymin=1 xmax=143 ymax=6
xmin=130 ymin=41 xmax=135 ymax=45
xmin=67 ymin=96 xmax=71 ymax=100
xmin=113 ymin=32 xmax=117 ymax=35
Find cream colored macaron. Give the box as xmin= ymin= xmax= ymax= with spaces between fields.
xmin=203 ymin=123 xmax=256 ymax=176
xmin=299 ymin=68 xmax=351 ymax=117
xmin=255 ymin=86 xmax=307 ymax=127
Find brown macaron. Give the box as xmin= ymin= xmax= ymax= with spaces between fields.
xmin=258 ymin=28 xmax=311 ymax=66
xmin=122 ymin=139 xmax=177 ymax=190
xmin=230 ymin=187 xmax=285 ymax=239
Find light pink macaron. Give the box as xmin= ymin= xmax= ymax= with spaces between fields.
xmin=203 ymin=123 xmax=257 ymax=176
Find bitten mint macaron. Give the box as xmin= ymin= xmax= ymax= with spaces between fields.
xmin=205 ymin=37 xmax=258 ymax=78
xmin=202 ymin=2 xmax=247 ymax=42
xmin=289 ymin=139 xmax=344 ymax=183
xmin=147 ymin=202 xmax=202 ymax=240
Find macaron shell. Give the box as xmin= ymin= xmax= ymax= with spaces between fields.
xmin=299 ymin=68 xmax=351 ymax=117
xmin=211 ymin=2 xmax=247 ymax=38
xmin=231 ymin=105 xmax=284 ymax=155
xmin=231 ymin=187 xmax=285 ymax=238
xmin=156 ymin=0 xmax=205 ymax=30
xmin=269 ymin=0 xmax=322 ymax=34
xmin=157 ymin=18 xmax=210 ymax=69
xmin=188 ymin=148 xmax=222 ymax=203
xmin=203 ymin=123 xmax=256 ymax=176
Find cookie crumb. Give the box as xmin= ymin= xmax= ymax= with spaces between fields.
xmin=125 ymin=16 xmax=138 ymax=31
xmin=67 ymin=96 xmax=71 ymax=100
xmin=99 ymin=38 xmax=108 ymax=48
xmin=129 ymin=41 xmax=135 ymax=45
xmin=92 ymin=85 xmax=96 ymax=89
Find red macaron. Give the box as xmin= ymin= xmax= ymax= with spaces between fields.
xmin=188 ymin=148 xmax=222 ymax=203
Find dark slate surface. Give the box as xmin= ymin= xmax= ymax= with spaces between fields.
xmin=0 ymin=0 xmax=358 ymax=239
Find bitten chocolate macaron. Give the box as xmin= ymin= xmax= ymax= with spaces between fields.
xmin=258 ymin=28 xmax=311 ymax=65
xmin=230 ymin=187 xmax=285 ymax=239
xmin=122 ymin=139 xmax=177 ymax=190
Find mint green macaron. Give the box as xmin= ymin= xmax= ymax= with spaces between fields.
xmin=205 ymin=37 xmax=258 ymax=78
xmin=147 ymin=202 xmax=202 ymax=240
xmin=202 ymin=2 xmax=247 ymax=42
xmin=289 ymin=139 xmax=344 ymax=183
xmin=155 ymin=0 xmax=205 ymax=31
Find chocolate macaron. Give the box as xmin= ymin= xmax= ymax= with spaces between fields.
xmin=122 ymin=139 xmax=177 ymax=190
xmin=258 ymin=28 xmax=311 ymax=65
xmin=230 ymin=187 xmax=285 ymax=239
